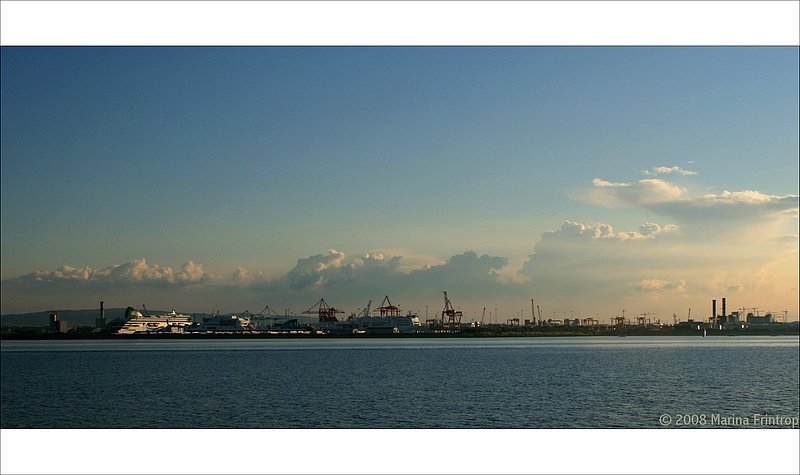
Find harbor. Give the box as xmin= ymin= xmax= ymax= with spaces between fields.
xmin=2 ymin=294 xmax=797 ymax=339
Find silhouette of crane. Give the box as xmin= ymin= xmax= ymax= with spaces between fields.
xmin=441 ymin=291 xmax=463 ymax=332
xmin=303 ymin=299 xmax=343 ymax=323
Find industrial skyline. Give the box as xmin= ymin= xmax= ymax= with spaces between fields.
xmin=1 ymin=46 xmax=798 ymax=318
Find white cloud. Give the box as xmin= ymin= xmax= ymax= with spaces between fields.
xmin=589 ymin=177 xmax=687 ymax=206
xmin=643 ymin=166 xmax=697 ymax=176
xmin=539 ymin=220 xmax=678 ymax=242
xmin=10 ymin=258 xmax=210 ymax=287
xmin=589 ymin=176 xmax=799 ymax=223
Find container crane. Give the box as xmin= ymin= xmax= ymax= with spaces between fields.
xmin=377 ymin=295 xmax=401 ymax=317
xmin=441 ymin=291 xmax=463 ymax=331
xmin=637 ymin=312 xmax=657 ymax=326
xmin=351 ymin=300 xmax=372 ymax=320
xmin=252 ymin=305 xmax=281 ymax=329
xmin=302 ymin=298 xmax=344 ymax=323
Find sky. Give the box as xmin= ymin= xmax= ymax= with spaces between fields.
xmin=1 ymin=46 xmax=798 ymax=320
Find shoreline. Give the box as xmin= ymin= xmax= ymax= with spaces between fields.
xmin=2 ymin=327 xmax=798 ymax=340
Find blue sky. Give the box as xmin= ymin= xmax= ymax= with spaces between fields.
xmin=1 ymin=47 xmax=798 ymax=318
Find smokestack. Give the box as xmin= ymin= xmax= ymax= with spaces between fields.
xmin=712 ymin=299 xmax=717 ymax=325
xmin=100 ymin=301 xmax=105 ymax=320
xmin=722 ymin=298 xmax=726 ymax=318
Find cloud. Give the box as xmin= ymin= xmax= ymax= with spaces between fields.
xmin=589 ymin=176 xmax=799 ymax=223
xmin=2 ymin=249 xmax=516 ymax=315
xmin=4 ymin=170 xmax=797 ymax=319
xmin=636 ymin=279 xmax=687 ymax=292
xmin=539 ymin=220 xmax=678 ymax=242
xmin=232 ymin=267 xmax=251 ymax=281
xmin=285 ymin=248 xmax=350 ymax=291
xmin=257 ymin=249 xmax=510 ymax=305
xmin=7 ymin=258 xmax=211 ymax=287
xmin=643 ymin=166 xmax=697 ymax=176
xmin=650 ymin=190 xmax=799 ymax=222
xmin=589 ymin=178 xmax=687 ymax=206
xmin=521 ymin=221 xmax=684 ymax=311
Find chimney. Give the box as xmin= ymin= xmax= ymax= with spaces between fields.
xmin=712 ymin=299 xmax=717 ymax=325
xmin=100 ymin=301 xmax=105 ymax=320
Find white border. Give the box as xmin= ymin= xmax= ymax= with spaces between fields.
xmin=2 ymin=429 xmax=799 ymax=474
xmin=0 ymin=1 xmax=798 ymax=46
xmin=2 ymin=2 xmax=799 ymax=474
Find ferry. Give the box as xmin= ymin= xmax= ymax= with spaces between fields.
xmin=186 ymin=314 xmax=255 ymax=333
xmin=354 ymin=313 xmax=422 ymax=334
xmin=354 ymin=296 xmax=423 ymax=333
xmin=115 ymin=307 xmax=193 ymax=334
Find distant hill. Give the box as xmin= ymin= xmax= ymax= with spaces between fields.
xmin=2 ymin=308 xmax=146 ymax=327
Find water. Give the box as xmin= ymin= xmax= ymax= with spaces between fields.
xmin=1 ymin=336 xmax=798 ymax=428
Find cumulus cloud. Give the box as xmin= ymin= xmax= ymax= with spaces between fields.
xmin=242 ymin=249 xmax=514 ymax=314
xmin=539 ymin=220 xmax=678 ymax=242
xmin=514 ymin=219 xmax=725 ymax=319
xmin=285 ymin=248 xmax=349 ymax=290
xmin=589 ymin=176 xmax=799 ymax=223
xmin=8 ymin=258 xmax=210 ymax=287
xmin=643 ymin=166 xmax=697 ymax=176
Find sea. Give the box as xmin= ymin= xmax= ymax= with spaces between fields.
xmin=1 ymin=336 xmax=798 ymax=429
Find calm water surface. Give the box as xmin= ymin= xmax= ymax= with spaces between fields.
xmin=2 ymin=336 xmax=798 ymax=428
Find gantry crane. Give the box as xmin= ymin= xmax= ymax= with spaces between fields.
xmin=252 ymin=305 xmax=281 ymax=329
xmin=350 ymin=300 xmax=372 ymax=320
xmin=303 ymin=299 xmax=344 ymax=323
xmin=441 ymin=291 xmax=463 ymax=331
xmin=377 ymin=295 xmax=401 ymax=317
xmin=637 ymin=312 xmax=658 ymax=326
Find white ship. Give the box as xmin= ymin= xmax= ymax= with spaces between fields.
xmin=351 ymin=296 xmax=422 ymax=334
xmin=310 ymin=296 xmax=423 ymax=334
xmin=115 ymin=307 xmax=193 ymax=334
xmin=354 ymin=313 xmax=422 ymax=334
xmin=186 ymin=314 xmax=255 ymax=333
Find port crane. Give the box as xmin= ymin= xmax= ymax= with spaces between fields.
xmin=637 ymin=312 xmax=658 ymax=326
xmin=581 ymin=317 xmax=599 ymax=327
xmin=251 ymin=305 xmax=281 ymax=329
xmin=441 ymin=291 xmax=463 ymax=331
xmin=377 ymin=295 xmax=401 ymax=317
xmin=350 ymin=300 xmax=372 ymax=320
xmin=303 ymin=299 xmax=344 ymax=323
